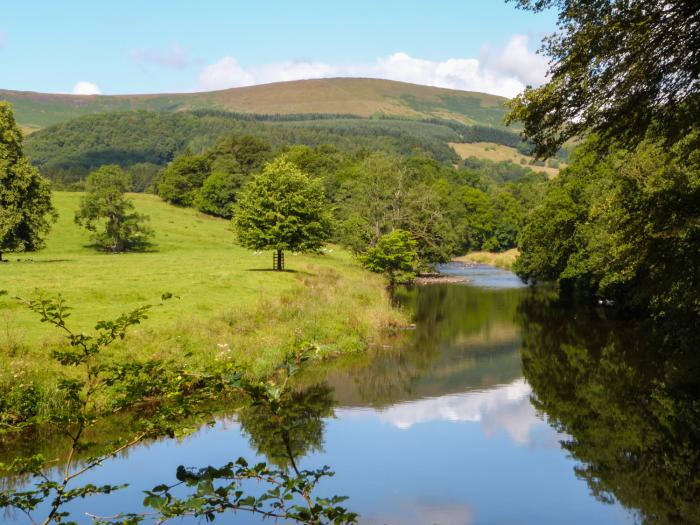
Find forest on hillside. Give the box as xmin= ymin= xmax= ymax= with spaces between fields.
xmin=23 ymin=109 xmax=560 ymax=186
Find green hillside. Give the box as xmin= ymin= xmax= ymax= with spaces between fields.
xmin=0 ymin=192 xmax=401 ymax=381
xmin=0 ymin=78 xmax=509 ymax=132
xmin=24 ymin=111 xmax=474 ymax=183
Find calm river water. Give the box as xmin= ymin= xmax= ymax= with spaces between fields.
xmin=3 ymin=263 xmax=699 ymax=524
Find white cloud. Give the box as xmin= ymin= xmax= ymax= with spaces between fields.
xmin=72 ymin=81 xmax=102 ymax=95
xmin=199 ymin=56 xmax=254 ymax=89
xmin=370 ymin=379 xmax=548 ymax=445
xmin=480 ymin=34 xmax=549 ymax=87
xmin=130 ymin=43 xmax=191 ymax=70
xmin=197 ymin=35 xmax=547 ymax=97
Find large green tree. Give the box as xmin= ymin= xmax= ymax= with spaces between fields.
xmin=506 ymin=0 xmax=700 ymax=158
xmin=514 ymin=136 xmax=699 ymax=320
xmin=508 ymin=0 xmax=700 ymax=322
xmin=0 ymin=102 xmax=56 ymax=262
xmin=232 ymin=157 xmax=333 ymax=270
xmin=75 ymin=165 xmax=153 ymax=252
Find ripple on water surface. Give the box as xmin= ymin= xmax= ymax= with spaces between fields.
xmin=436 ymin=262 xmax=526 ymax=289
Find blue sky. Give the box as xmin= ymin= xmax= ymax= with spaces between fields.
xmin=0 ymin=1 xmax=557 ymax=97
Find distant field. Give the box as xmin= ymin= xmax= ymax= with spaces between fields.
xmin=0 ymin=192 xmax=401 ymax=386
xmin=1 ymin=77 xmax=510 ymax=131
xmin=450 ymin=141 xmax=562 ymax=177
xmin=454 ymin=249 xmax=520 ymax=271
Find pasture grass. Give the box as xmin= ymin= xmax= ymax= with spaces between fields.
xmin=0 ymin=192 xmax=404 ymax=417
xmin=449 ymin=141 xmax=562 ymax=177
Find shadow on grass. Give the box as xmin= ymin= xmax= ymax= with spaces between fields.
xmin=12 ymin=259 xmax=74 ymax=264
xmin=81 ymin=243 xmax=159 ymax=254
xmin=246 ymin=268 xmax=302 ymax=274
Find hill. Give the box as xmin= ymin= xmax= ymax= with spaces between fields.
xmin=24 ymin=111 xmax=470 ymax=184
xmin=0 ymin=78 xmax=509 ymax=132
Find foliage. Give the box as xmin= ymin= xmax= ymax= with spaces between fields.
xmin=506 ymin=0 xmax=700 ymax=158
xmin=24 ymin=111 xmax=467 ymax=185
xmin=0 ymin=102 xmax=57 ymax=261
xmin=0 ymin=296 xmax=357 ymax=525
xmin=360 ymin=230 xmax=419 ymax=285
xmin=194 ymin=171 xmax=242 ymax=218
xmin=157 ymin=154 xmax=211 ymax=206
xmin=233 ymin=157 xmax=333 ymax=270
xmin=514 ymin=136 xmax=700 ymax=321
xmin=74 ymin=165 xmax=153 ymax=252
xmin=336 ymin=153 xmax=456 ymax=266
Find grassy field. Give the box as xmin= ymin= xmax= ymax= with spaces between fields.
xmin=1 ymin=192 xmax=403 ymax=414
xmin=454 ymin=249 xmax=520 ymax=271
xmin=449 ymin=141 xmax=562 ymax=177
xmin=1 ymin=78 xmax=509 ymax=131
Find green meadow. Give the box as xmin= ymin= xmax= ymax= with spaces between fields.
xmin=1 ymin=192 xmax=403 ymax=411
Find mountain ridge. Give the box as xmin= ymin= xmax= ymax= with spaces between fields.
xmin=0 ymin=77 xmax=510 ymax=132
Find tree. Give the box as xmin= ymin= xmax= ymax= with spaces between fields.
xmin=506 ymin=0 xmax=700 ymax=157
xmin=337 ymin=153 xmax=456 ymax=266
xmin=457 ymin=186 xmax=495 ymax=252
xmin=0 ymin=102 xmax=56 ymax=261
xmin=514 ymin=136 xmax=699 ymax=320
xmin=360 ymin=229 xmax=418 ymax=285
xmin=75 ymin=165 xmax=153 ymax=252
xmin=209 ymin=134 xmax=272 ymax=175
xmin=194 ymin=171 xmax=243 ymax=218
xmin=158 ymin=153 xmax=211 ymax=206
xmin=232 ymin=157 xmax=333 ymax=270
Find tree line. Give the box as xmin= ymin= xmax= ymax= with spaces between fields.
xmin=23 ymin=109 xmax=554 ymax=188
xmin=153 ymin=133 xmax=548 ymax=274
xmin=506 ymin=0 xmax=699 ymax=323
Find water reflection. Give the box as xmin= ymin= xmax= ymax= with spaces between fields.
xmin=3 ymin=265 xmax=698 ymax=524
xmin=372 ymin=379 xmax=543 ymax=444
xmin=328 ymin=280 xmax=526 ymax=408
xmin=518 ymin=293 xmax=700 ymax=524
xmin=238 ymin=383 xmax=334 ymax=471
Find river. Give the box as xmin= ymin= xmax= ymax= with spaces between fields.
xmin=3 ymin=263 xmax=699 ymax=524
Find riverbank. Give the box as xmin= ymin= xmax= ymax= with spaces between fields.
xmin=0 ymin=192 xmax=404 ymax=423
xmin=414 ymin=273 xmax=471 ymax=285
xmin=453 ymin=249 xmax=519 ymax=271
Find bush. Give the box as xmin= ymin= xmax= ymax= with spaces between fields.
xmin=360 ymin=230 xmax=419 ymax=285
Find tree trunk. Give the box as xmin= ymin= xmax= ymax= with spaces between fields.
xmin=276 ymin=249 xmax=284 ymax=271
xmin=0 ymin=251 xmax=3 ymax=262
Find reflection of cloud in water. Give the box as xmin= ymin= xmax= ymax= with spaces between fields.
xmin=372 ymin=379 xmax=550 ymax=445
xmin=363 ymin=500 xmax=474 ymax=525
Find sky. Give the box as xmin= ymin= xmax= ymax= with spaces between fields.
xmin=0 ymin=1 xmax=558 ymax=98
